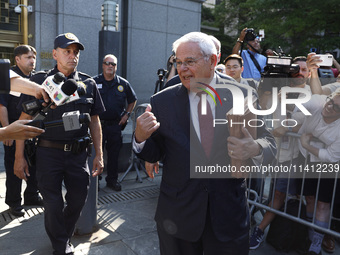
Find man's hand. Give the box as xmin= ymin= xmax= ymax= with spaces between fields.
xmin=92 ymin=155 xmax=104 ymax=177
xmin=14 ymin=156 xmax=29 ymax=181
xmin=30 ymin=81 xmax=57 ymax=109
xmin=227 ymin=127 xmax=261 ymax=160
xmin=300 ymin=133 xmax=313 ymax=148
xmin=240 ymin=28 xmax=248 ymax=41
xmin=300 ymin=133 xmax=320 ymax=157
xmin=1 ymin=120 xmax=44 ymax=140
xmin=307 ymin=53 xmax=322 ymax=72
xmin=3 ymin=139 xmax=14 ymax=147
xmin=35 ymin=86 xmax=50 ymax=102
xmin=272 ymin=126 xmax=288 ymax=137
xmin=119 ymin=114 xmax=129 ymax=126
xmin=145 ymin=161 xmax=159 ymax=179
xmin=135 ymin=104 xmax=160 ymax=143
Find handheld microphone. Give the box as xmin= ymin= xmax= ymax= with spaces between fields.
xmin=33 ymin=78 xmax=78 ymax=120
xmin=63 ymin=82 xmax=86 ymax=104
xmin=42 ymin=73 xmax=78 ymax=106
xmin=27 ymin=111 xmax=91 ymax=131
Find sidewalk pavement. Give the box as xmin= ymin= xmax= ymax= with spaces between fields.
xmin=0 ymin=143 xmax=335 ymax=255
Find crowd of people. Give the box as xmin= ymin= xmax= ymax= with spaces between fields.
xmin=224 ymin=30 xmax=340 ymax=255
xmin=1 ymin=28 xmax=340 ymax=255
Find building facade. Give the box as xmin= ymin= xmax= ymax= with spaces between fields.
xmin=0 ymin=0 xmax=205 ymax=103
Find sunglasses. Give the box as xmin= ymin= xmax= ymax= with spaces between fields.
xmin=103 ymin=61 xmax=116 ymax=66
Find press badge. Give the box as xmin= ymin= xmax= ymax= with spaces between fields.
xmin=97 ymin=83 xmax=102 ymax=89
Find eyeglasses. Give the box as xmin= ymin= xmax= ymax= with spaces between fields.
xmin=103 ymin=61 xmax=116 ymax=66
xmin=225 ymin=65 xmax=241 ymax=70
xmin=326 ymin=96 xmax=340 ymax=113
xmin=174 ymin=56 xmax=205 ymax=68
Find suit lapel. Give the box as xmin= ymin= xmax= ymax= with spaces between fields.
xmin=175 ymin=85 xmax=190 ymax=136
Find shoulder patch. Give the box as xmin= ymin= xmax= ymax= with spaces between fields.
xmin=77 ymin=81 xmax=87 ymax=91
xmin=118 ymin=85 xmax=124 ymax=92
xmin=34 ymin=70 xmax=49 ymax=75
xmin=78 ymin=71 xmax=92 ymax=79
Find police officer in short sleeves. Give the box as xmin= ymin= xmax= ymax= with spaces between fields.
xmin=93 ymin=54 xmax=137 ymax=191
xmin=14 ymin=33 xmax=105 ymax=255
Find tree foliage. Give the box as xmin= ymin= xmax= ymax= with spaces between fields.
xmin=202 ymin=0 xmax=340 ymax=58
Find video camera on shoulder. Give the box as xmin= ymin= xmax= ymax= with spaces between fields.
xmin=258 ymin=48 xmax=300 ymax=91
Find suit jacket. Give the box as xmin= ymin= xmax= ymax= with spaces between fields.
xmin=136 ymin=78 xmax=276 ymax=242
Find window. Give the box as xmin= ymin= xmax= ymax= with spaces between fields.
xmin=0 ymin=0 xmax=20 ymax=31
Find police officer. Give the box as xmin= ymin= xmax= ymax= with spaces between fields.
xmin=0 ymin=45 xmax=43 ymax=217
xmin=93 ymin=54 xmax=137 ymax=191
xmin=14 ymin=33 xmax=105 ymax=255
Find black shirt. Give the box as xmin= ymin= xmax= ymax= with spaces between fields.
xmin=93 ymin=73 xmax=137 ymax=121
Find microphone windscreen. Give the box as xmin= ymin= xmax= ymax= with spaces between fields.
xmin=53 ymin=72 xmax=66 ymax=84
xmin=61 ymin=79 xmax=78 ymax=95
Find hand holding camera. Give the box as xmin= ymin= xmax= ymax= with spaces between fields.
xmin=238 ymin=28 xmax=258 ymax=42
xmin=307 ymin=52 xmax=323 ymax=72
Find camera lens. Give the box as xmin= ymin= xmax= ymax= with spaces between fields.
xmin=245 ymin=28 xmax=257 ymax=41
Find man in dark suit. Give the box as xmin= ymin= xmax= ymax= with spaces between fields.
xmin=133 ymin=32 xmax=276 ymax=255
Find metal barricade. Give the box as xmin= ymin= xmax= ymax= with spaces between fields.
xmin=119 ymin=103 xmax=149 ymax=183
xmin=247 ymin=132 xmax=340 ymax=238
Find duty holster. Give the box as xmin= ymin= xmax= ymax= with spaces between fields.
xmin=24 ymin=138 xmax=37 ymax=167
xmin=71 ymin=136 xmax=93 ymax=155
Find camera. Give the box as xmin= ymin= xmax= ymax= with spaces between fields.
xmin=315 ymin=54 xmax=333 ymax=67
xmin=245 ymin=28 xmax=257 ymax=41
xmin=264 ymin=56 xmax=300 ymax=74
xmin=0 ymin=59 xmax=11 ymax=94
xmin=157 ymin=68 xmax=167 ymax=78
xmin=258 ymin=51 xmax=300 ymax=91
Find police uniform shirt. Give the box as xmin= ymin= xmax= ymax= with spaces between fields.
xmin=93 ymin=73 xmax=137 ymax=121
xmin=0 ymin=66 xmax=33 ymax=124
xmin=19 ymin=66 xmax=105 ymax=142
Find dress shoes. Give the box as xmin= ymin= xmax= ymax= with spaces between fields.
xmin=107 ymin=181 xmax=122 ymax=191
xmin=24 ymin=196 xmax=44 ymax=206
xmin=322 ymin=234 xmax=335 ymax=253
xmin=9 ymin=206 xmax=25 ymax=217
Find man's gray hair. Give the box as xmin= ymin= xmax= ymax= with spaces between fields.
xmin=208 ymin=35 xmax=221 ymax=54
xmin=172 ymin=32 xmax=217 ymax=59
xmin=103 ymin=54 xmax=117 ymax=63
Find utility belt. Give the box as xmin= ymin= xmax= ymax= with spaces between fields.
xmin=101 ymin=119 xmax=120 ymax=126
xmin=24 ymin=136 xmax=92 ymax=167
xmin=38 ymin=136 xmax=92 ymax=154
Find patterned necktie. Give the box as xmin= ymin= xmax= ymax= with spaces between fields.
xmin=197 ymin=92 xmax=214 ymax=158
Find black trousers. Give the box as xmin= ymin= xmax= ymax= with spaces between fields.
xmin=102 ymin=124 xmax=122 ymax=184
xmin=157 ymin=209 xmax=249 ymax=255
xmin=36 ymin=146 xmax=89 ymax=255
xmin=4 ymin=143 xmax=39 ymax=207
